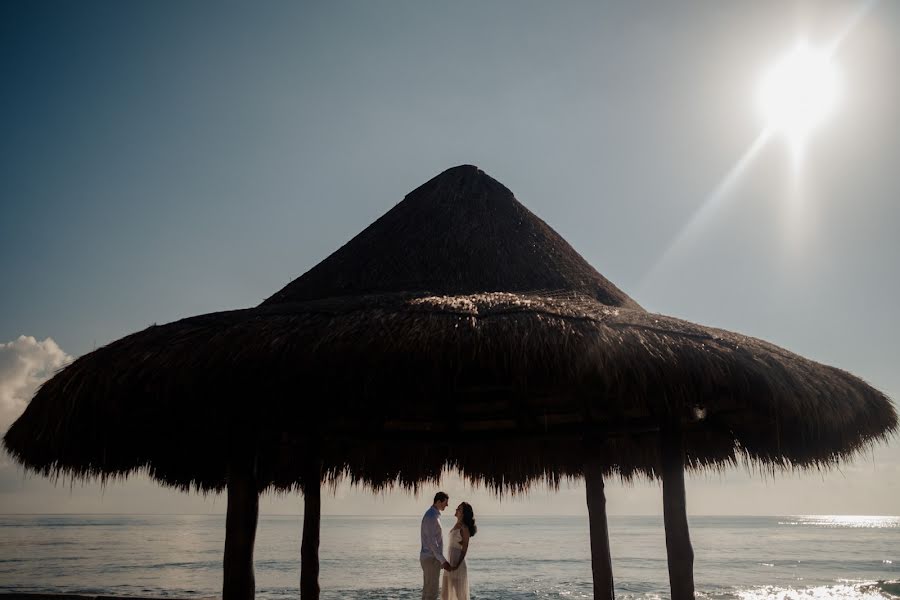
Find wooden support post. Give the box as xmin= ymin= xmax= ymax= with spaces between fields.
xmin=223 ymin=458 xmax=259 ymax=600
xmin=661 ymin=425 xmax=695 ymax=600
xmin=300 ymin=460 xmax=322 ymax=600
xmin=585 ymin=459 xmax=615 ymax=600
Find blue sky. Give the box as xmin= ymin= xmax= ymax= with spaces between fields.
xmin=1 ymin=0 xmax=898 ymax=515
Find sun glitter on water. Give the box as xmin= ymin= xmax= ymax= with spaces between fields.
xmin=776 ymin=515 xmax=900 ymax=529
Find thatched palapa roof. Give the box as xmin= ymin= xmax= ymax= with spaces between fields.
xmin=4 ymin=165 xmax=896 ymax=494
xmin=262 ymin=165 xmax=641 ymax=310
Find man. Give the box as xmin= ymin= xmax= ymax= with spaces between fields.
xmin=420 ymin=491 xmax=451 ymax=600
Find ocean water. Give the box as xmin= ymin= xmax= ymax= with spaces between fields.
xmin=0 ymin=514 xmax=897 ymax=600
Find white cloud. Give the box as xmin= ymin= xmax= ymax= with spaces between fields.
xmin=0 ymin=335 xmax=72 ymax=434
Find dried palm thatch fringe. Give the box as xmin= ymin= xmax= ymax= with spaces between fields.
xmin=5 ymin=291 xmax=895 ymax=493
xmin=3 ymin=165 xmax=896 ymax=495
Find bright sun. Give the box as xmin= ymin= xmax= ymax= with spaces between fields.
xmin=758 ymin=42 xmax=839 ymax=145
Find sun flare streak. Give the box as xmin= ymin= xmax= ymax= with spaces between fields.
xmin=638 ymin=129 xmax=772 ymax=292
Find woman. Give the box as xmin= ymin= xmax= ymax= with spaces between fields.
xmin=441 ymin=502 xmax=477 ymax=600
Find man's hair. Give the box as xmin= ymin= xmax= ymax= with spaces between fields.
xmin=433 ymin=491 xmax=449 ymax=503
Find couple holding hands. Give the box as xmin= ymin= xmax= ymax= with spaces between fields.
xmin=419 ymin=491 xmax=478 ymax=600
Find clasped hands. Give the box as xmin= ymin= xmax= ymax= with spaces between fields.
xmin=441 ymin=560 xmax=458 ymax=571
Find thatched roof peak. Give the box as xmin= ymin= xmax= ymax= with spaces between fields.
xmin=262 ymin=165 xmax=642 ymax=309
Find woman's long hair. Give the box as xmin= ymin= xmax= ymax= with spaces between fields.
xmin=460 ymin=502 xmax=477 ymax=536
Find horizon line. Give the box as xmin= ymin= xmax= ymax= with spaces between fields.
xmin=1 ymin=512 xmax=897 ymax=518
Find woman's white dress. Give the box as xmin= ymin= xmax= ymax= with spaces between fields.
xmin=441 ymin=527 xmax=469 ymax=600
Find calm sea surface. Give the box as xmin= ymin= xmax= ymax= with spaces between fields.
xmin=0 ymin=514 xmax=897 ymax=599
